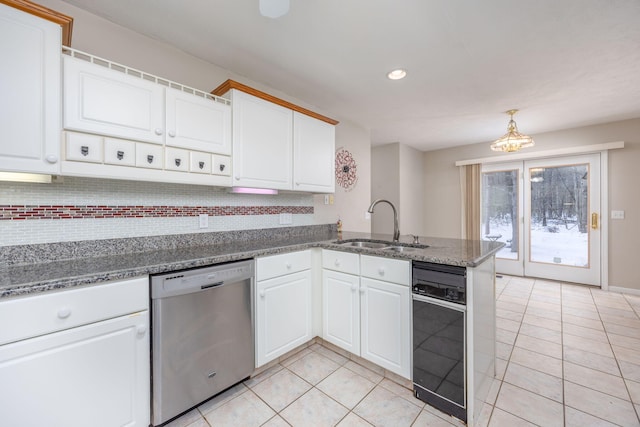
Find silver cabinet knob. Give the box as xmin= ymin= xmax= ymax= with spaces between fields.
xmin=175 ymin=158 xmax=182 ymax=167
xmin=80 ymin=146 xmax=89 ymax=156
xmin=147 ymin=155 xmax=154 ymax=164
xmin=116 ymin=150 xmax=124 ymax=160
xmin=199 ymin=161 xmax=205 ymax=169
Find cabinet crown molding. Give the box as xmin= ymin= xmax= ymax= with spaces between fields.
xmin=0 ymin=0 xmax=73 ymax=46
xmin=212 ymin=79 xmax=339 ymax=126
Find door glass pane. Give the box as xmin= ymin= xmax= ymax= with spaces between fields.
xmin=529 ymin=164 xmax=589 ymax=267
xmin=481 ymin=170 xmax=519 ymax=260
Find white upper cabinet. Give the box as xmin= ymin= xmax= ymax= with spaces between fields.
xmin=165 ymin=87 xmax=231 ymax=155
xmin=0 ymin=3 xmax=61 ymax=174
xmin=213 ymin=80 xmax=337 ymax=192
xmin=293 ymin=112 xmax=335 ymax=193
xmin=63 ymin=55 xmax=165 ymax=144
xmin=230 ymin=90 xmax=293 ymax=190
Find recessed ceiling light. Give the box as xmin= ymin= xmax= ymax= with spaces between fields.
xmin=387 ymin=69 xmax=407 ymax=80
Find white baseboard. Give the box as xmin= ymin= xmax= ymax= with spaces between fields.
xmin=608 ymin=286 xmax=640 ymax=296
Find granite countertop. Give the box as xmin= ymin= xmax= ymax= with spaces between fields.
xmin=0 ymin=229 xmax=503 ymax=299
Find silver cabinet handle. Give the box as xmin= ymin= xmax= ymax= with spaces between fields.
xmin=199 ymin=161 xmax=205 ymax=169
xmin=219 ymin=164 xmax=226 ymax=172
xmin=116 ymin=150 xmax=124 ymax=160
xmin=147 ymin=155 xmax=154 ymax=164
xmin=81 ymin=146 xmax=89 ymax=156
xmin=175 ymin=158 xmax=182 ymax=167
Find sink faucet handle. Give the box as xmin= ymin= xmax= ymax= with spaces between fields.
xmin=411 ymin=234 xmax=420 ymax=244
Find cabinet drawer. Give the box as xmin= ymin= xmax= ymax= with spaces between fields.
xmin=360 ymin=255 xmax=410 ymax=285
xmin=322 ymin=249 xmax=359 ymax=275
xmin=104 ymin=138 xmax=136 ymax=166
xmin=165 ymin=147 xmax=189 ymax=171
xmin=0 ymin=276 xmax=148 ymax=346
xmin=256 ymin=250 xmax=311 ymax=281
xmin=213 ymin=155 xmax=231 ymax=176
xmin=136 ymin=143 xmax=163 ymax=169
xmin=190 ymin=151 xmax=212 ymax=174
xmin=65 ymin=132 xmax=103 ymax=163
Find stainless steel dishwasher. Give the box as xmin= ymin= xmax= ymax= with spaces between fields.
xmin=150 ymin=260 xmax=254 ymax=426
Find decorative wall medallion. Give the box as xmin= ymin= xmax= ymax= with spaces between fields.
xmin=335 ymin=147 xmax=358 ymax=191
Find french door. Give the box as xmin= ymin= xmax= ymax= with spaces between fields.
xmin=481 ymin=154 xmax=601 ymax=286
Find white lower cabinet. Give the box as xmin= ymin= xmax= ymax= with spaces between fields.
xmin=322 ymin=269 xmax=360 ymax=354
xmin=256 ymin=251 xmax=312 ymax=367
xmin=322 ymin=250 xmax=411 ymax=379
xmin=0 ymin=277 xmax=150 ymax=427
xmin=360 ymin=277 xmax=411 ymax=378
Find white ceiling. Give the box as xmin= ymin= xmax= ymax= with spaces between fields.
xmin=62 ymin=0 xmax=640 ymax=151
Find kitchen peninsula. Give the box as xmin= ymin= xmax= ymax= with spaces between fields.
xmin=0 ymin=226 xmax=502 ymax=426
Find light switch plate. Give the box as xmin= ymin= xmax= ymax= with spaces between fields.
xmin=611 ymin=210 xmax=625 ymax=219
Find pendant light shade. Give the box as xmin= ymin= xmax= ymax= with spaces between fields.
xmin=490 ymin=109 xmax=535 ymax=152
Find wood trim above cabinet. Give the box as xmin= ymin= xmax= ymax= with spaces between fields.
xmin=0 ymin=0 xmax=73 ymax=46
xmin=212 ymin=79 xmax=339 ymax=126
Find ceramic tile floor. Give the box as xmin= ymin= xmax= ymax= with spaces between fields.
xmin=164 ymin=275 xmax=640 ymax=427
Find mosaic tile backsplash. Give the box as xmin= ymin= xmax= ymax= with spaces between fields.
xmin=0 ymin=177 xmax=315 ymax=246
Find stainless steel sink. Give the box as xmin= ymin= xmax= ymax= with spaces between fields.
xmin=338 ymin=240 xmax=390 ymax=249
xmin=384 ymin=246 xmax=418 ymax=253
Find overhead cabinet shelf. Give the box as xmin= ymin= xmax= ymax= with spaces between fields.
xmin=61 ymin=49 xmax=232 ymax=186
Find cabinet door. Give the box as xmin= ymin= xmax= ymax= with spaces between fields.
xmin=360 ymin=277 xmax=411 ymax=379
xmin=63 ymin=55 xmax=164 ymax=144
xmin=0 ymin=311 xmax=150 ymax=427
xmin=293 ymin=112 xmax=335 ymax=193
xmin=0 ymin=4 xmax=61 ymax=174
xmin=165 ymin=88 xmax=231 ymax=155
xmin=256 ymin=270 xmax=312 ymax=366
xmin=231 ymin=90 xmax=293 ymax=190
xmin=322 ymin=269 xmax=360 ymax=355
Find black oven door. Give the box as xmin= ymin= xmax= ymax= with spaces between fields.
xmin=413 ymin=294 xmax=466 ymax=422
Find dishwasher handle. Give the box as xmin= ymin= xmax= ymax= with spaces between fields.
xmin=201 ymin=281 xmax=224 ymax=290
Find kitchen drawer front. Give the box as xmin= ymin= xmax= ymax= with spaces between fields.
xmin=136 ymin=143 xmax=163 ymax=169
xmin=360 ymin=255 xmax=410 ymax=286
xmin=65 ymin=132 xmax=103 ymax=163
xmin=165 ymin=147 xmax=189 ymax=172
xmin=213 ymin=155 xmax=231 ymax=176
xmin=104 ymin=137 xmax=136 ymax=166
xmin=0 ymin=276 xmax=148 ymax=346
xmin=322 ymin=249 xmax=359 ymax=275
xmin=189 ymin=151 xmax=212 ymax=174
xmin=256 ymin=250 xmax=311 ymax=281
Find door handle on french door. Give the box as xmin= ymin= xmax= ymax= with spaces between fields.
xmin=591 ymin=213 xmax=598 ymax=230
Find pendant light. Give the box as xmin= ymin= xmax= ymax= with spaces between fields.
xmin=490 ymin=109 xmax=535 ymax=152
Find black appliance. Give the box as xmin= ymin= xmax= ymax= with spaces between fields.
xmin=412 ymin=261 xmax=467 ymax=422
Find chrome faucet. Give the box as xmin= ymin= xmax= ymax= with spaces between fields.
xmin=367 ymin=199 xmax=400 ymax=242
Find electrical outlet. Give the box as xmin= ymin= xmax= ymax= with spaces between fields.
xmin=329 ymin=195 xmax=334 ymax=205
xmin=279 ymin=213 xmax=293 ymax=224
xmin=611 ymin=210 xmax=625 ymax=219
xmin=198 ymin=214 xmax=208 ymax=228
xmin=324 ymin=195 xmax=329 ymax=205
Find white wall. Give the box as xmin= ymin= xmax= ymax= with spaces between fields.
xmin=371 ymin=143 xmax=425 ymax=237
xmin=422 ymin=118 xmax=640 ymax=291
xmin=371 ymin=144 xmax=399 ymax=235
